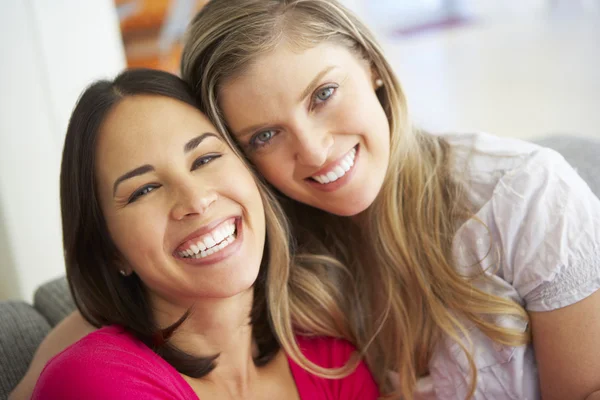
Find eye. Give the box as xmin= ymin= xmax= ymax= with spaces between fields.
xmin=317 ymin=87 xmax=334 ymax=101
xmin=312 ymin=85 xmax=338 ymax=108
xmin=249 ymin=130 xmax=278 ymax=149
xmin=192 ymin=154 xmax=222 ymax=170
xmin=128 ymin=184 xmax=160 ymax=204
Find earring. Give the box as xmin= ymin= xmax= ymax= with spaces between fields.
xmin=375 ymin=78 xmax=384 ymax=88
xmin=119 ymin=270 xmax=128 ymax=276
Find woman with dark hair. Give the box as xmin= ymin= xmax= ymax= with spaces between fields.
xmin=30 ymin=69 xmax=378 ymax=399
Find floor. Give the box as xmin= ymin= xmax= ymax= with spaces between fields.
xmin=377 ymin=4 xmax=600 ymax=141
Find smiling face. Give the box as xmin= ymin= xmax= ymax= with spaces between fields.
xmin=94 ymin=95 xmax=266 ymax=310
xmin=219 ymin=42 xmax=391 ymax=216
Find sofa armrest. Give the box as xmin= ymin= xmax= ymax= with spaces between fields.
xmin=0 ymin=301 xmax=51 ymax=398
xmin=33 ymin=277 xmax=76 ymax=328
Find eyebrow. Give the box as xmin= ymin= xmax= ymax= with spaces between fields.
xmin=235 ymin=66 xmax=338 ymax=139
xmin=112 ymin=165 xmax=155 ymax=196
xmin=112 ymin=132 xmax=219 ymax=196
xmin=184 ymin=132 xmax=218 ymax=153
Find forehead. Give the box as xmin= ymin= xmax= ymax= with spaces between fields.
xmin=226 ymin=42 xmax=364 ymax=93
xmin=219 ymin=42 xmax=369 ymax=128
xmin=103 ymin=95 xmax=213 ymax=137
xmin=98 ymin=95 xmax=217 ymax=150
xmin=95 ymin=96 xmax=220 ymax=174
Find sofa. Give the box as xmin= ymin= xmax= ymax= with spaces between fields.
xmin=1 ymin=278 xmax=74 ymax=399
xmin=1 ymin=135 xmax=599 ymax=399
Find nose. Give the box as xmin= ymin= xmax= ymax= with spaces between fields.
xmin=170 ymin=180 xmax=218 ymax=221
xmin=293 ymin=124 xmax=334 ymax=167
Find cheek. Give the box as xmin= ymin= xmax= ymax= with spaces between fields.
xmin=341 ymin=87 xmax=390 ymax=149
xmin=105 ymin=210 xmax=166 ymax=267
xmin=222 ymin=157 xmax=266 ymax=213
xmin=231 ymin=166 xmax=267 ymax=236
xmin=238 ymin=171 xmax=266 ymax=217
xmin=248 ymin=151 xmax=293 ymax=189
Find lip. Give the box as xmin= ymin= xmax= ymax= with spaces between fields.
xmin=176 ymin=216 xmax=238 ymax=249
xmin=309 ymin=145 xmax=358 ymax=177
xmin=174 ymin=218 xmax=243 ymax=266
xmin=305 ymin=144 xmax=359 ymax=193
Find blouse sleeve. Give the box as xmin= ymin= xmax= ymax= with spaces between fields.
xmin=31 ymin=331 xmax=191 ymax=400
xmin=491 ymin=148 xmax=600 ymax=311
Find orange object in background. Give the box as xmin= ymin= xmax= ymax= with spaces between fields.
xmin=115 ymin=0 xmax=208 ymax=74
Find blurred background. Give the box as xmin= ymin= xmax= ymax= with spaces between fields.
xmin=1 ymin=0 xmax=599 ymax=302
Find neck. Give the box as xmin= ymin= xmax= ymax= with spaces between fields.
xmin=152 ymin=289 xmax=261 ymax=396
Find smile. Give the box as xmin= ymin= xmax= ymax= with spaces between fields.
xmin=310 ymin=145 xmax=358 ymax=184
xmin=177 ymin=218 xmax=238 ymax=259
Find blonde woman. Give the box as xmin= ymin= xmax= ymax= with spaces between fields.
xmin=11 ymin=1 xmax=600 ymax=400
xmin=179 ymin=1 xmax=600 ymax=399
xmin=29 ymin=69 xmax=379 ymax=399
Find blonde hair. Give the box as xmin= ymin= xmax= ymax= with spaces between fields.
xmin=254 ymin=172 xmax=363 ymax=379
xmin=182 ymin=0 xmax=530 ymax=397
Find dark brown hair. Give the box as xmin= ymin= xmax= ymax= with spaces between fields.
xmin=60 ymin=68 xmax=278 ymax=378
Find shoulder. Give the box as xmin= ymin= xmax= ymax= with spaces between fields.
xmin=439 ymin=132 xmax=540 ymax=203
xmin=31 ymin=326 xmax=189 ymax=400
xmin=441 ymin=131 xmax=540 ymax=172
xmin=453 ymin=135 xmax=600 ymax=311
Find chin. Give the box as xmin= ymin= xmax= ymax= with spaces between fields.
xmin=321 ymin=192 xmax=378 ymax=216
xmin=208 ymin=280 xmax=258 ymax=299
xmin=330 ymin=182 xmax=384 ymax=217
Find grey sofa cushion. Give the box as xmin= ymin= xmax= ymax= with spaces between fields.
xmin=0 ymin=302 xmax=51 ymax=399
xmin=33 ymin=276 xmax=75 ymax=328
xmin=534 ymin=135 xmax=600 ymax=197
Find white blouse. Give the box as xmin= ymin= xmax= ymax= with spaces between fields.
xmin=414 ymin=132 xmax=600 ymax=399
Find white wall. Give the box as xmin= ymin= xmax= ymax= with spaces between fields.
xmin=0 ymin=0 xmax=126 ymax=302
xmin=384 ymin=1 xmax=600 ymax=140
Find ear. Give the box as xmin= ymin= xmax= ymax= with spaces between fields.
xmin=115 ymin=258 xmax=133 ymax=277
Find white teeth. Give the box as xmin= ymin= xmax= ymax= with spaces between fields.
xmin=311 ymin=147 xmax=357 ymax=184
xmin=204 ymin=236 xmax=216 ymax=248
xmin=181 ymin=232 xmax=237 ymax=259
xmin=340 ymin=160 xmax=351 ymax=172
xmin=179 ymin=221 xmax=239 ymax=258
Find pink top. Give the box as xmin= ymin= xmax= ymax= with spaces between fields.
xmin=32 ymin=326 xmax=379 ymax=399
